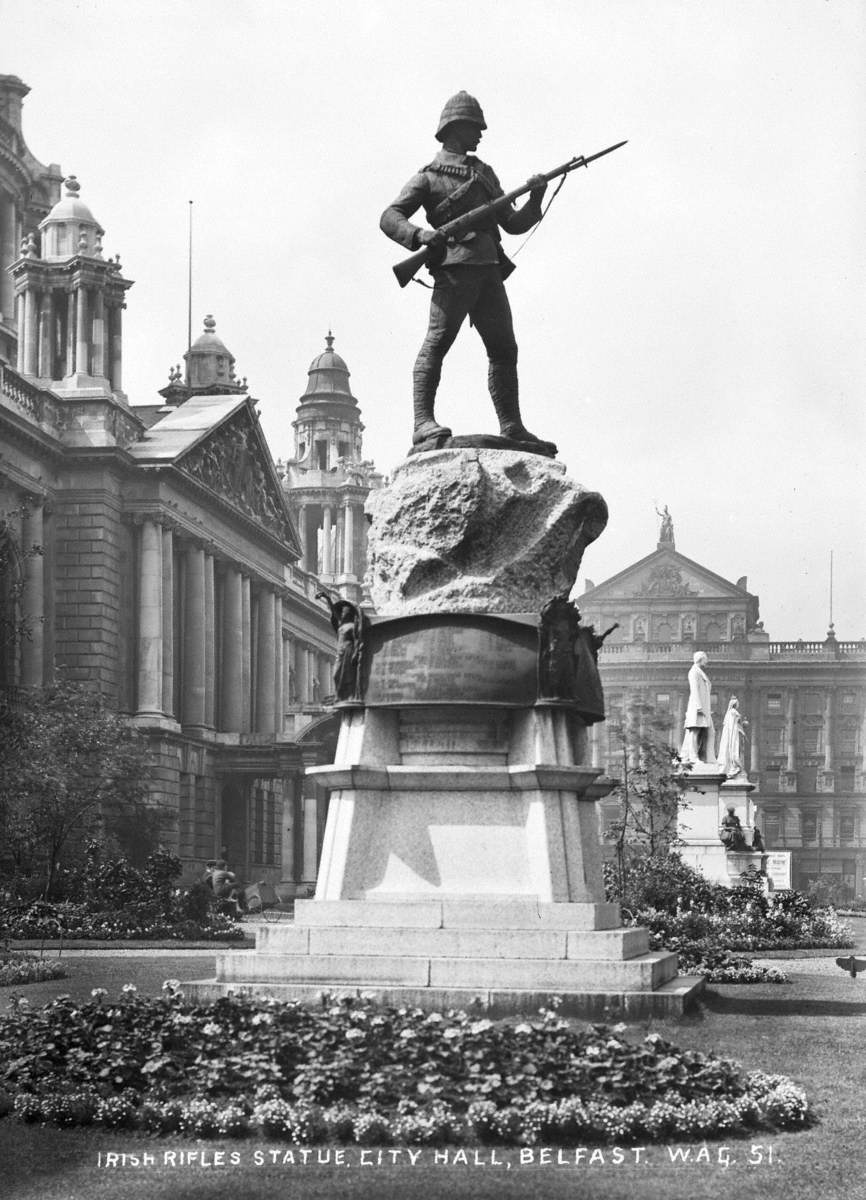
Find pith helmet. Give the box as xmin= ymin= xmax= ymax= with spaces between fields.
xmin=435 ymin=91 xmax=487 ymax=141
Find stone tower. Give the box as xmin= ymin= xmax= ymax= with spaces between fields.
xmin=0 ymin=74 xmax=64 ymax=366
xmin=281 ymin=333 xmax=382 ymax=605
xmin=11 ymin=175 xmax=132 ymax=399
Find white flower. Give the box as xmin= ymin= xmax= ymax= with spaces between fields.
xmin=442 ymin=1028 xmax=462 ymax=1039
xmin=121 ymin=984 xmax=138 ymax=994
xmin=612 ymin=1022 xmax=627 ymax=1035
xmin=250 ymin=1012 xmax=272 ymax=1026
xmin=91 ymin=988 xmax=108 ymax=999
xmin=345 ymin=1028 xmax=365 ymax=1040
xmin=162 ymin=979 xmax=181 ymax=993
xmin=202 ymin=1022 xmax=221 ymax=1036
xmin=399 ymin=1028 xmax=416 ymax=1039
xmin=514 ymin=1023 xmax=532 ymax=1035
xmin=470 ymin=1019 xmax=492 ymax=1034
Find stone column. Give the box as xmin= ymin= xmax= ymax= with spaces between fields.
xmin=322 ymin=506 xmax=333 ymax=575
xmin=15 ymin=293 xmax=25 ymax=372
xmin=75 ymin=285 xmax=89 ymax=376
xmin=65 ymin=290 xmax=75 ymax=377
xmin=294 ymin=640 xmax=307 ymax=706
xmin=20 ymin=500 xmax=45 ymax=687
xmin=336 ymin=508 xmax=345 ymax=575
xmin=0 ymin=198 xmax=16 ymax=322
xmin=255 ymin=589 xmax=277 ymax=733
xmin=136 ymin=519 xmax=163 ymax=715
xmin=37 ymin=290 xmax=52 ymax=378
xmin=24 ymin=288 xmax=38 ymax=376
xmin=161 ymin=527 xmax=174 ymax=716
xmin=786 ymin=692 xmax=796 ymax=772
xmin=182 ymin=544 xmax=206 ymax=728
xmin=241 ymin=576 xmax=252 ymax=731
xmin=344 ymin=502 xmax=355 ymax=576
xmin=274 ymin=598 xmax=284 ymax=735
xmin=92 ymin=290 xmax=105 ymax=379
xmin=750 ymin=705 xmax=761 ymax=774
xmin=221 ymin=567 xmax=244 ymax=731
xmin=824 ymin=690 xmax=835 ymax=772
xmin=297 ymin=505 xmax=308 ymax=571
xmin=109 ymin=303 xmax=123 ymax=392
xmin=303 ymin=791 xmax=320 ymax=883
xmin=204 ymin=553 xmax=216 ymax=728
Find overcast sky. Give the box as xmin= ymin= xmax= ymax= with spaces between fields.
xmin=5 ymin=0 xmax=864 ymax=639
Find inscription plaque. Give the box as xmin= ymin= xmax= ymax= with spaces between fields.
xmin=364 ymin=614 xmax=537 ymax=706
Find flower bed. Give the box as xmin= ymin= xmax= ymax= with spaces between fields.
xmin=0 ymin=953 xmax=67 ymax=987
xmin=0 ymin=988 xmax=811 ymax=1144
xmin=606 ymin=855 xmax=853 ymax=983
xmin=3 ymin=903 xmax=243 ymax=942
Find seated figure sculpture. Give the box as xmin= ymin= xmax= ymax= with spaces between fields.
xmin=719 ymin=805 xmax=749 ymax=853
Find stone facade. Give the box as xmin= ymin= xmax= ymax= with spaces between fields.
xmin=577 ymin=519 xmax=866 ymax=897
xmin=0 ymin=75 xmax=340 ymax=892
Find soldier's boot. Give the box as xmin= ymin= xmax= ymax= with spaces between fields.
xmin=488 ymin=361 xmax=544 ymax=443
xmin=412 ymin=363 xmax=452 ymax=445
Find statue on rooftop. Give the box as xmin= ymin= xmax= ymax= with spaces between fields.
xmin=655 ymin=504 xmax=674 ymax=545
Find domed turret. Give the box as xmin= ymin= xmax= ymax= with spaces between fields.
xmin=300 ymin=332 xmax=356 ymax=404
xmin=183 ymin=315 xmax=243 ymax=391
xmin=39 ymin=176 xmax=105 ymax=261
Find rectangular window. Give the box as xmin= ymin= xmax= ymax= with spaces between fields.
xmin=800 ymin=725 xmax=822 ymax=754
xmin=801 ymin=812 xmax=818 ymax=842
xmin=315 ymin=441 xmax=328 ymax=470
xmin=802 ymin=692 xmax=823 ymax=716
xmin=764 ymin=727 xmax=785 ymax=754
xmin=841 ymin=692 xmax=857 ymax=712
xmin=338 ymin=441 xmax=350 ymax=459
xmin=767 ymin=692 xmax=783 ymax=714
xmin=839 ymin=727 xmax=859 ymax=755
xmin=839 ymin=814 xmax=856 ymax=843
xmin=762 ymin=810 xmax=782 ymax=845
xmin=838 ymin=765 xmax=856 ymax=791
xmin=655 ymin=693 xmax=671 ymax=709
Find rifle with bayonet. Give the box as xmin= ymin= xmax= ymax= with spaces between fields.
xmin=391 ymin=139 xmax=627 ymax=288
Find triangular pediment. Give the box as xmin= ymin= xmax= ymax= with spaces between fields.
xmin=128 ymin=394 xmax=298 ymax=552
xmin=579 ymin=547 xmax=753 ymax=604
xmin=177 ymin=403 xmax=298 ymax=552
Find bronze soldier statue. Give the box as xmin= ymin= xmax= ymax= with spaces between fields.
xmin=380 ymin=92 xmax=550 ymax=450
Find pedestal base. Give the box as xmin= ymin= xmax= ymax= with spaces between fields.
xmin=185 ymin=899 xmax=704 ymax=1017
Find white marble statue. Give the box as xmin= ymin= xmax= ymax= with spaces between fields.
xmin=717 ymin=695 xmax=749 ymax=778
xmin=680 ymin=650 xmax=716 ymax=765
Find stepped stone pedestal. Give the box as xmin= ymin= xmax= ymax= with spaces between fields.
xmin=186 ymin=450 xmax=703 ymax=1015
xmin=678 ymin=766 xmax=767 ymax=886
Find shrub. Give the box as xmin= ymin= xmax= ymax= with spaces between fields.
xmin=0 ymin=953 xmax=67 ymax=987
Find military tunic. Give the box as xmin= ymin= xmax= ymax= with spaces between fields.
xmin=381 ymin=150 xmax=544 ymax=437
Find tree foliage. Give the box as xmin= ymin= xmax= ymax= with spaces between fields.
xmin=604 ymin=696 xmax=685 ymax=888
xmin=0 ymin=681 xmax=156 ymax=896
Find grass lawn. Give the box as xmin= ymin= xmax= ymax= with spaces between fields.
xmin=1 ymin=936 xmax=865 ymax=1200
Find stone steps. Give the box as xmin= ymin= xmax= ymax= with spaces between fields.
xmin=183 ymin=975 xmax=705 ymax=1020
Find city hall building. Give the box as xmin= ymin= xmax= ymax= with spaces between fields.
xmin=578 ymin=518 xmax=866 ymax=896
xmin=0 ymin=74 xmax=377 ymax=893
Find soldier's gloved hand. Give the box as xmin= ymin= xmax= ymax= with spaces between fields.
xmin=418 ymin=228 xmax=448 ymax=264
xmin=419 ymin=229 xmax=447 ymax=248
xmin=527 ymin=174 xmax=548 ymax=202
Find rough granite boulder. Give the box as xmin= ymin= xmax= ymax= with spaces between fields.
xmin=365 ymin=448 xmax=608 ymax=614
